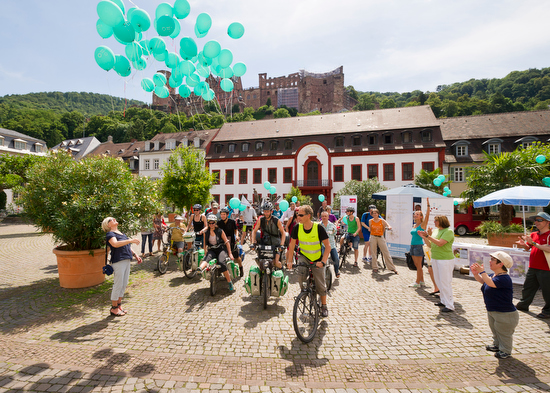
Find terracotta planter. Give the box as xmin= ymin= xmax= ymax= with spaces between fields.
xmin=53 ymin=247 xmax=106 ymax=288
xmin=168 ymin=213 xmax=175 ymax=223
xmin=487 ymin=233 xmax=528 ymax=250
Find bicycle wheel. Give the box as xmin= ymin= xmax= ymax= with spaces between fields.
xmin=262 ymin=272 xmax=270 ymax=310
xmin=182 ymin=252 xmax=196 ymax=278
xmin=158 ymin=254 xmax=169 ymax=274
xmin=210 ymin=267 xmax=217 ymax=296
xmin=293 ymin=290 xmax=319 ymax=343
xmin=325 ymin=265 xmax=332 ymax=292
xmin=340 ymin=244 xmax=348 ymax=268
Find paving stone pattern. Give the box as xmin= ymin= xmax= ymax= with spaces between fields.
xmin=1 ymin=223 xmax=549 ymax=392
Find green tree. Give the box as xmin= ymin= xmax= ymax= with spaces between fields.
xmin=462 ymin=142 xmax=550 ymax=226
xmin=0 ymin=153 xmax=45 ymax=194
xmin=160 ymin=146 xmax=216 ymax=211
xmin=380 ymin=98 xmax=396 ymax=109
xmin=284 ymin=186 xmax=312 ymax=207
xmin=273 ymin=108 xmax=291 ymax=118
xmin=354 ymin=93 xmax=376 ymax=111
xmin=333 ymin=179 xmax=387 ymax=216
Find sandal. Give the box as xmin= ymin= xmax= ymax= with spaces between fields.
xmin=354 ymin=262 xmax=358 ymax=267
xmin=110 ymin=306 xmax=125 ymax=317
xmin=392 ymin=270 xmax=399 ymax=275
xmin=372 ymin=269 xmax=378 ymax=273
xmin=429 ymin=290 xmax=440 ymax=296
xmin=117 ymin=302 xmax=127 ymax=314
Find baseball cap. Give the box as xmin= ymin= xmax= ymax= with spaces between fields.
xmin=212 ymin=202 xmax=219 ymax=208
xmin=533 ymin=212 xmax=550 ymax=221
xmin=490 ymin=251 xmax=513 ymax=269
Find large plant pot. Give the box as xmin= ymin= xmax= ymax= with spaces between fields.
xmin=53 ymin=247 xmax=106 ymax=288
xmin=487 ymin=233 xmax=528 ymax=250
xmin=167 ymin=213 xmax=175 ymax=223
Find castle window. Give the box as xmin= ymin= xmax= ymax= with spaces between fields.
xmin=352 ymin=135 xmax=361 ymax=146
xmin=323 ymin=80 xmax=327 ymax=85
xmin=368 ymin=135 xmax=377 ymax=145
xmin=335 ymin=136 xmax=344 ymax=147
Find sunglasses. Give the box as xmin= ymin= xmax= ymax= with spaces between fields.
xmin=535 ymin=218 xmax=545 ymax=222
xmin=297 ymin=214 xmax=306 ymax=217
xmin=490 ymin=256 xmax=501 ymax=263
xmin=208 ymin=222 xmax=216 ymax=225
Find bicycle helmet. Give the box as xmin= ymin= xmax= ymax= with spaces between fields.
xmin=368 ymin=205 xmax=376 ymax=210
xmin=220 ymin=207 xmax=230 ymax=214
xmin=207 ymin=214 xmax=218 ymax=222
xmin=262 ymin=202 xmax=273 ymax=211
xmin=346 ymin=206 xmax=355 ymax=213
xmin=193 ymin=204 xmax=202 ymax=210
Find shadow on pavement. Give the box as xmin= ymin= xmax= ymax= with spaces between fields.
xmin=494 ymin=356 xmax=549 ymax=388
xmin=238 ymin=297 xmax=286 ymax=329
xmin=184 ymin=285 xmax=232 ymax=313
xmin=278 ymin=320 xmax=329 ymax=378
xmin=50 ymin=317 xmax=116 ymax=343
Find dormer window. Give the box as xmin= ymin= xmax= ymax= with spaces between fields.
xmin=68 ymin=140 xmax=75 ymax=146
xmin=383 ymin=133 xmax=393 ymax=144
xmin=352 ymin=135 xmax=361 ymax=146
xmin=270 ymin=140 xmax=278 ymax=150
xmin=118 ymin=149 xmax=124 ymax=154
xmin=242 ymin=142 xmax=249 ymax=152
xmin=255 ymin=141 xmax=264 ymax=152
xmin=421 ymin=129 xmax=433 ymax=142
xmin=194 ymin=137 xmax=200 ymax=147
xmin=166 ymin=139 xmax=176 ymax=150
xmin=182 ymin=138 xmax=188 ymax=147
xmin=452 ymin=140 xmax=470 ymax=157
xmin=61 ymin=141 xmax=68 ymax=147
xmin=77 ymin=139 xmax=84 ymax=145
xmin=154 ymin=141 xmax=160 ymax=151
xmin=228 ymin=143 xmax=236 ymax=153
xmin=483 ymin=138 xmax=503 ymax=155
xmin=145 ymin=142 xmax=150 ymax=151
xmin=0 ymin=136 xmax=4 ymax=147
xmin=335 ymin=136 xmax=344 ymax=147
xmin=133 ymin=148 xmax=139 ymax=153
xmin=401 ymin=131 xmax=413 ymax=143
xmin=284 ymin=139 xmax=293 ymax=150
xmin=13 ymin=139 xmax=26 ymax=150
xmin=34 ymin=142 xmax=43 ymax=153
xmin=516 ymin=136 xmax=538 ymax=149
xmin=215 ymin=144 xmax=223 ymax=154
xmin=368 ymin=134 xmax=377 ymax=145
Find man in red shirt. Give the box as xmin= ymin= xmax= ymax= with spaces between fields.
xmin=517 ymin=212 xmax=550 ymax=319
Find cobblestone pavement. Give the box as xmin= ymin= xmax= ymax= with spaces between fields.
xmin=1 ymin=223 xmax=550 ymax=392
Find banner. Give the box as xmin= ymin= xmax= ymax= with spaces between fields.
xmin=339 ymin=195 xmax=357 ymax=218
xmin=422 ymin=197 xmax=454 ymax=231
xmin=386 ymin=194 xmax=413 ymax=258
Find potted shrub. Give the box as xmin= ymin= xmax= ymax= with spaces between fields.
xmin=476 ymin=221 xmax=527 ymax=250
xmin=18 ymin=151 xmax=161 ymax=288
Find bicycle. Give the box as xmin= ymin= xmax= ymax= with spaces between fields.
xmin=292 ymin=260 xmax=323 ymax=343
xmin=339 ymin=233 xmax=352 ymax=268
xmin=157 ymin=227 xmax=178 ymax=274
xmin=182 ymin=234 xmax=204 ymax=279
xmin=250 ymin=244 xmax=287 ymax=309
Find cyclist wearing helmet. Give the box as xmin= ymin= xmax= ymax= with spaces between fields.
xmin=252 ymin=201 xmax=286 ymax=268
xmin=197 ymin=214 xmax=235 ymax=291
xmin=217 ymin=206 xmax=243 ymax=277
xmin=187 ymin=204 xmax=207 ymax=248
xmin=361 ymin=205 xmax=377 ymax=264
xmin=338 ymin=206 xmax=361 ymax=267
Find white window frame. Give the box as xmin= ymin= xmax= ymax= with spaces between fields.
xmin=153 ymin=159 xmax=160 ymax=170
xmin=454 ymin=167 xmax=464 ymax=182
xmin=456 ymin=145 xmax=467 ymax=156
xmin=14 ymin=139 xmax=26 ymax=150
xmin=0 ymin=137 xmax=4 ymax=146
xmin=144 ymin=159 xmax=150 ymax=170
xmin=487 ymin=143 xmax=500 ymax=154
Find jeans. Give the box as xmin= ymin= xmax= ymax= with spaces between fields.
xmin=141 ymin=233 xmax=153 ymax=254
xmin=322 ymin=245 xmax=340 ymax=276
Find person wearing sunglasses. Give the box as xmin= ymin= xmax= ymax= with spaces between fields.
xmin=197 ymin=215 xmax=235 ymax=291
xmin=337 ymin=206 xmax=361 ymax=267
xmin=187 ymin=204 xmax=207 ymax=248
xmin=471 ymin=251 xmax=518 ymax=359
xmin=286 ymin=205 xmax=331 ymax=317
xmin=516 ymin=212 xmax=550 ymax=319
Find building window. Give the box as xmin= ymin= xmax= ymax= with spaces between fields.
xmin=335 ymin=137 xmax=344 ymax=147
xmin=14 ymin=140 xmax=26 ymax=150
xmin=212 ymin=194 xmax=220 ymax=204
xmin=228 ymin=143 xmax=236 ymax=153
xmin=225 ymin=194 xmax=233 ymax=206
xmin=422 ymin=162 xmax=434 ymax=172
xmin=215 ymin=144 xmax=223 ymax=154
xmin=268 ymin=168 xmax=277 ymax=183
xmin=225 ymin=169 xmax=234 ymax=185
xmin=0 ymin=137 xmax=4 ymax=146
xmin=253 ymin=168 xmax=262 ymax=184
xmin=456 ymin=145 xmax=468 ymax=156
xmin=401 ymin=132 xmax=413 ymax=144
xmin=368 ymin=164 xmax=378 ymax=179
xmin=368 ymin=134 xmax=377 ymax=145
xmin=453 ymin=167 xmax=464 ymax=182
xmin=270 ymin=140 xmax=278 ymax=150
xmin=402 ymin=163 xmax=414 ymax=181
xmin=166 ymin=140 xmax=176 ymax=150
xmin=153 ymin=159 xmax=160 ymax=170
xmin=239 ymin=169 xmax=247 ymax=184
xmin=283 ymin=167 xmax=292 ymax=183
xmin=516 ymin=137 xmax=538 ymax=149
xmin=284 ymin=139 xmax=293 ymax=150
xmin=487 ymin=143 xmax=500 ymax=154
xmin=242 ymin=142 xmax=249 ymax=152
xmin=351 ymin=165 xmax=362 ymax=181
xmin=255 ymin=141 xmax=264 ymax=151
xmin=383 ymin=164 xmax=395 ymax=181
xmin=421 ymin=129 xmax=432 ymax=142
xmin=383 ymin=133 xmax=393 ymax=144
xmin=35 ymin=143 xmax=43 ymax=153
xmin=238 ymin=193 xmax=248 ymax=201
xmin=194 ymin=137 xmax=200 ymax=147
xmin=334 ymin=165 xmax=344 ymax=182
xmin=352 ymin=135 xmax=361 ymax=146
xmin=144 ymin=159 xmax=150 ymax=170
xmin=212 ymin=170 xmax=220 ymax=185
xmin=129 ymin=160 xmax=135 ymax=170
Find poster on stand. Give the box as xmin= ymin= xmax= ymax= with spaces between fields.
xmin=339 ymin=195 xmax=357 ymax=218
xmin=422 ymin=197 xmax=454 ymax=230
xmin=386 ymin=194 xmax=413 ymax=258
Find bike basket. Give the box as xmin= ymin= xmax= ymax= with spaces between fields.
xmin=227 ymin=260 xmax=240 ymax=280
xmin=244 ymin=275 xmax=252 ymax=294
xmin=183 ymin=231 xmax=196 ymax=243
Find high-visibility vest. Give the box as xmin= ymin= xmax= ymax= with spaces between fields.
xmin=298 ymin=222 xmax=322 ymax=261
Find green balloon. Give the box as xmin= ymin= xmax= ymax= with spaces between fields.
xmin=153 ymin=49 xmax=168 ymax=62
xmin=178 ymin=60 xmax=195 ymax=76
xmin=141 ymin=78 xmax=155 ymax=92
xmin=196 ymin=64 xmax=210 ymax=78
xmin=153 ymin=72 xmax=167 ymax=86
xmin=194 ymin=25 xmax=208 ymax=39
xmin=218 ymin=49 xmax=233 ymax=68
xmin=156 ymin=15 xmax=175 ymax=37
xmin=227 ymin=22 xmax=244 ymax=39
xmin=186 ymin=73 xmax=200 ymax=87
xmin=197 ymin=51 xmax=212 ymax=66
xmin=220 ymin=78 xmax=234 ymax=93
xmin=203 ymin=40 xmax=221 ymax=59
xmin=233 ymin=62 xmax=247 ymax=77
xmin=154 ymin=85 xmax=170 ymax=99
xmin=139 ymin=40 xmax=151 ymax=56
xmin=195 ymin=13 xmax=212 ymax=34
xmin=94 ymin=46 xmax=115 ymax=71
xmin=194 ymin=81 xmax=208 ymax=96
xmin=179 ymin=37 xmax=197 ymax=59
xmin=219 ymin=66 xmax=233 ymax=79
xmin=96 ymin=19 xmax=113 ymax=39
xmin=165 ymin=52 xmax=179 ymax=69
xmin=113 ymin=21 xmax=136 ymax=44
xmin=202 ymin=88 xmax=215 ymax=101
xmin=179 ymin=85 xmax=191 ymax=98
xmin=155 ymin=3 xmax=173 ymax=19
xmin=109 ymin=0 xmax=125 ymax=15
xmin=125 ymin=42 xmax=143 ymax=61
xmin=113 ymin=55 xmax=131 ymax=77
xmin=132 ymin=57 xmax=147 ymax=71
xmin=173 ymin=0 xmax=190 ymax=19
xmin=148 ymin=37 xmax=166 ymax=55
xmin=97 ymin=1 xmax=124 ymax=27
xmin=169 ymin=18 xmax=181 ymax=39
xmin=129 ymin=8 xmax=151 ymax=32
xmin=169 ymin=74 xmax=182 ymax=88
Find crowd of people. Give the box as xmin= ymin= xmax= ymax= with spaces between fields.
xmin=102 ymin=197 xmax=550 ymax=359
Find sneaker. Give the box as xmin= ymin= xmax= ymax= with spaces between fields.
xmin=419 ymin=281 xmax=428 ymax=287
xmin=516 ymin=304 xmax=529 ymax=312
xmin=367 ymin=257 xmax=372 ymax=262
xmin=441 ymin=307 xmax=454 ymax=313
xmin=409 ymin=282 xmax=421 ymax=288
xmin=495 ymin=351 xmax=511 ymax=359
xmin=362 ymin=257 xmax=368 ymax=262
xmin=485 ymin=345 xmax=499 ymax=352
xmin=435 ymin=302 xmax=445 ymax=307
xmin=321 ymin=305 xmax=328 ymax=318
xmin=228 ymin=282 xmax=235 ymax=291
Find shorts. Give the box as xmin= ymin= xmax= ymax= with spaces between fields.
xmin=203 ymin=249 xmax=228 ymax=272
xmin=173 ymin=241 xmax=184 ymax=250
xmin=410 ymin=244 xmax=424 ymax=257
xmin=362 ymin=230 xmax=371 ymax=242
xmin=346 ymin=234 xmax=360 ymax=250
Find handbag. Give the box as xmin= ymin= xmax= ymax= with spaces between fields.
xmin=103 ymin=245 xmax=114 ymax=275
xmin=405 ymin=252 xmax=426 ymax=271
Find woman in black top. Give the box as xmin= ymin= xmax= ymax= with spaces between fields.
xmin=102 ymin=217 xmax=142 ymax=317
xmin=188 ymin=203 xmax=207 ymax=247
xmin=197 ymin=215 xmax=235 ymax=291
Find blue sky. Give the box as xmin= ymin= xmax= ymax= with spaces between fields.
xmin=1 ymin=0 xmax=550 ymax=104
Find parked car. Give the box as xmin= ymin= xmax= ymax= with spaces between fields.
xmin=453 ymin=198 xmax=524 ymax=236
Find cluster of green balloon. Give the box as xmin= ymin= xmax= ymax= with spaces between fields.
xmin=536 ymin=155 xmax=547 ymax=164
xmin=263 ymin=181 xmax=276 ymax=194
xmin=433 ymin=174 xmax=446 ymax=187
xmin=543 ymin=177 xmax=550 ymax=187
xmin=279 ymin=200 xmax=289 ymax=212
xmin=94 ymin=0 xmax=248 ymax=101
xmin=318 ymin=195 xmax=325 ymax=202
xmin=442 ymin=186 xmax=451 ymax=197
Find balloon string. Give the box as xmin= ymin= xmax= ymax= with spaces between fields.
xmin=169 ymin=95 xmax=183 ymax=132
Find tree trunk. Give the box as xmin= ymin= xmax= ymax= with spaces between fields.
xmin=500 ymin=204 xmax=513 ymax=227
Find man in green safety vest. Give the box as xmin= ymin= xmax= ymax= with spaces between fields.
xmin=286 ymin=205 xmax=331 ymax=317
